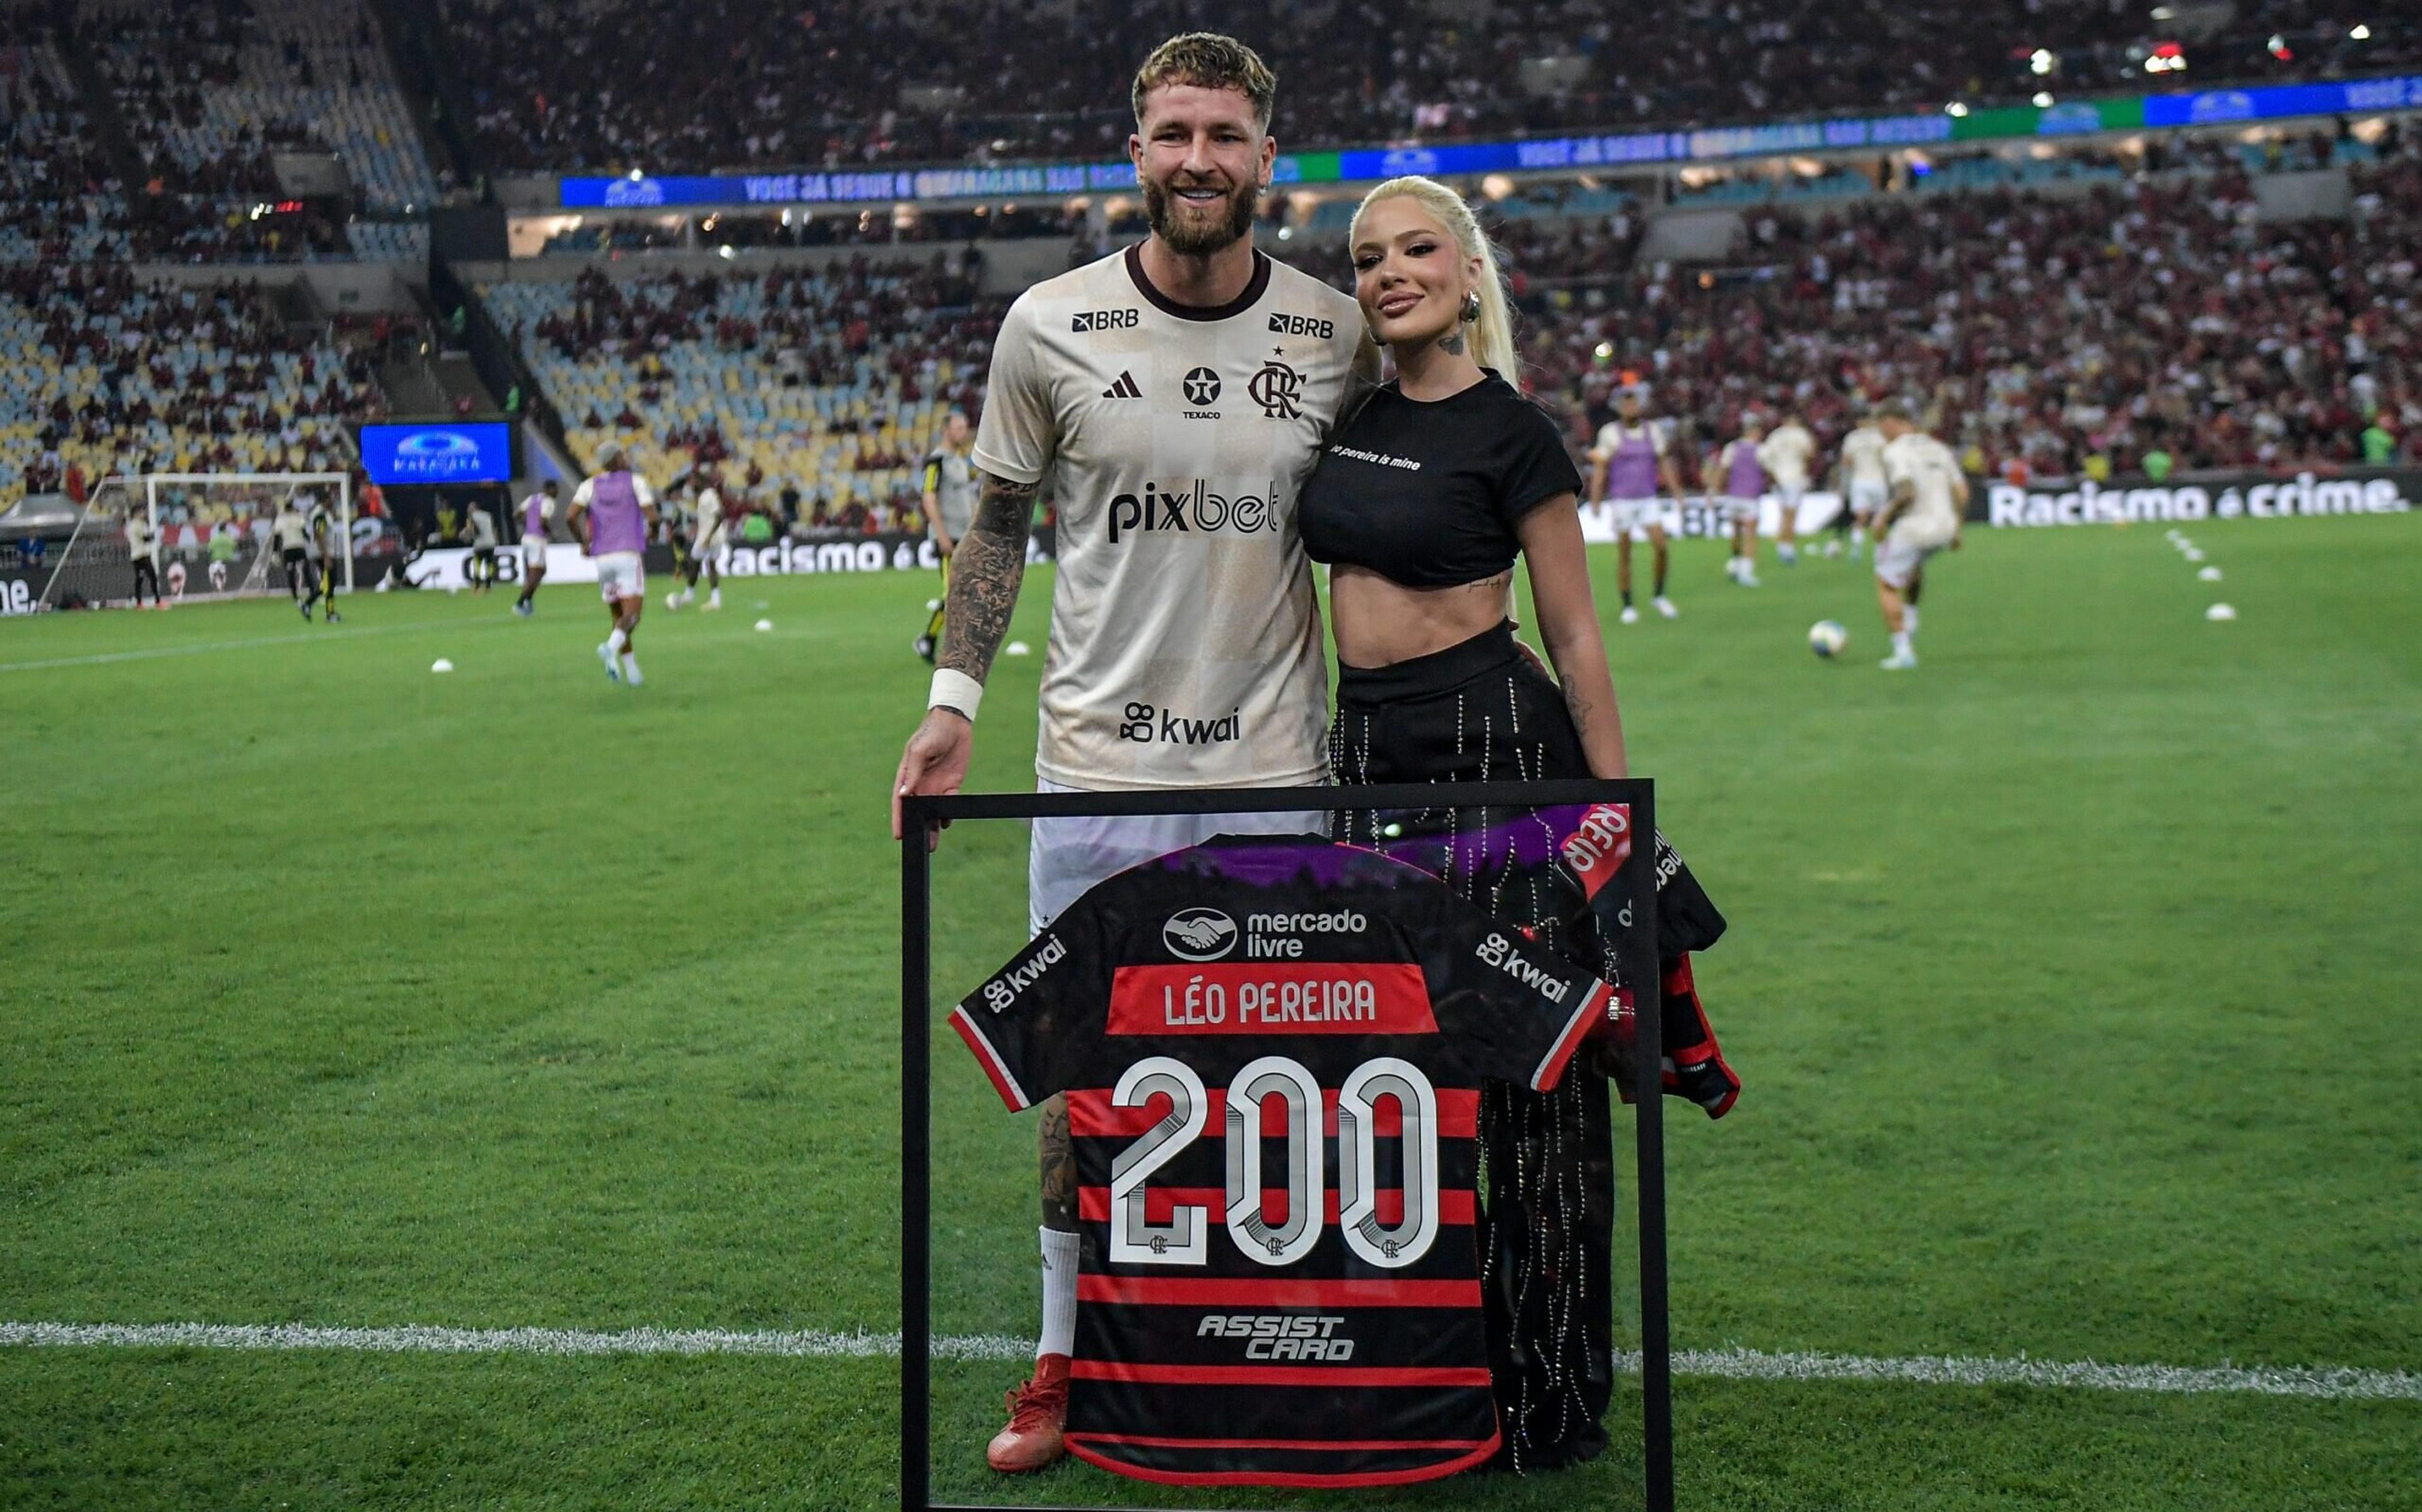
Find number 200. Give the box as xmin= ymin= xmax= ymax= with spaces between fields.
xmin=1108 ymin=1054 xmax=1441 ymax=1271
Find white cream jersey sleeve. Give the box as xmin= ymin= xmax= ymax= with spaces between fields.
xmin=1841 ymin=426 xmax=1888 ymax=487
xmin=973 ymin=247 xmax=1368 ymax=791
xmin=572 ymin=475 xmax=657 ymax=509
xmin=1758 ymin=423 xmax=1815 ymax=488
xmin=1589 ymin=421 xmax=1665 ymax=458
xmin=1882 ymin=433 xmax=1963 ymax=546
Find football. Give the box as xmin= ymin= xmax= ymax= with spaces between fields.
xmin=1810 ymin=620 xmax=1849 ymax=658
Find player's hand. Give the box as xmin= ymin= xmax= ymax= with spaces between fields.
xmin=892 ymin=707 xmax=973 ymax=846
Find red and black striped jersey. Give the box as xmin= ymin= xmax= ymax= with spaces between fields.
xmin=950 ymin=834 xmax=1621 ymax=1489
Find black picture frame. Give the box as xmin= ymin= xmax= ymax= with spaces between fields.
xmin=900 ymin=779 xmax=1671 ymax=1512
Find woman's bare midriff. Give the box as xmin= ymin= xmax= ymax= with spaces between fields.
xmin=1330 ymin=564 xmax=1512 ymax=669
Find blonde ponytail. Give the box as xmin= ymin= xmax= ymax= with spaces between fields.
xmin=1348 ymin=175 xmax=1520 ymax=381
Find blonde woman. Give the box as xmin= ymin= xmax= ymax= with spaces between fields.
xmin=1299 ymin=176 xmax=1731 ymax=1470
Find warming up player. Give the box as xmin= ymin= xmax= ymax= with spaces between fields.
xmin=126 ymin=508 xmax=161 ymax=607
xmin=670 ymin=477 xmax=725 ymax=610
xmin=889 ymin=32 xmax=1373 ymax=1475
xmin=514 ymin=479 xmax=557 ymax=617
xmin=566 ymin=442 xmax=658 ymax=684
xmin=459 ymin=501 xmax=500 ymax=593
xmin=1871 ymin=402 xmax=1967 ymax=670
xmin=1586 ymin=387 xmax=1680 ymax=622
xmin=273 ymin=494 xmax=310 ymax=606
xmin=1836 ymin=411 xmax=1888 ymax=558
xmin=299 ymin=496 xmax=342 ymax=623
xmin=915 ymin=409 xmax=978 ymax=661
xmin=1709 ymin=416 xmax=1768 ymax=586
xmin=1758 ymin=410 xmax=1815 ymax=566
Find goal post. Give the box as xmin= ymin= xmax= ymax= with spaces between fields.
xmin=46 ymin=472 xmax=354 ymax=609
xmin=34 ymin=476 xmax=137 ymax=610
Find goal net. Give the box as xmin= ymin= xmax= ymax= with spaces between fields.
xmin=42 ymin=472 xmax=354 ymax=610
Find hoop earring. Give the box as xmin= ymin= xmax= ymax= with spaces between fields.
xmin=1461 ymin=290 xmax=1482 ymax=323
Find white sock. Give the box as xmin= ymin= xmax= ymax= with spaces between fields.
xmin=1893 ymin=630 xmax=1913 ymax=656
xmin=1852 ymin=526 xmax=1868 ymax=546
xmin=619 ymin=653 xmax=641 ymax=683
xmin=1037 ymin=1226 xmax=1079 ymax=1359
xmin=708 ymin=588 xmax=720 ymax=605
xmin=1904 ymin=605 xmax=1920 ymax=634
xmin=606 ymin=627 xmax=628 ymax=654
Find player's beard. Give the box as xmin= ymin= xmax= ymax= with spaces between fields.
xmin=1142 ymin=172 xmax=1258 ymax=257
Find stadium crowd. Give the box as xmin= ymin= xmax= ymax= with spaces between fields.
xmin=436 ymin=0 xmax=2417 ymax=174
xmin=484 ymin=254 xmax=1002 ymax=525
xmin=80 ymin=0 xmax=436 ymax=212
xmin=1494 ymin=147 xmax=2422 ymax=481
xmin=0 ymin=262 xmax=389 ymax=496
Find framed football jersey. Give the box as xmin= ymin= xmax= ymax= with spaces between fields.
xmin=902 ymin=781 xmax=1673 ymax=1511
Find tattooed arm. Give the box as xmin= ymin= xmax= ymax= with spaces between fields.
xmin=1517 ymin=493 xmax=1629 ymax=779
xmin=889 ymin=470 xmax=1039 ymax=839
xmin=939 ymin=472 xmax=1036 ymax=681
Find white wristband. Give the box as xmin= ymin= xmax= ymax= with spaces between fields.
xmin=928 ymin=668 xmax=983 ymax=722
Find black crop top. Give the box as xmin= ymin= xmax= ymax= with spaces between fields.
xmin=1298 ymin=370 xmax=1584 ymax=588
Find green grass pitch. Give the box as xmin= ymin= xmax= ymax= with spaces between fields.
xmin=2 ymin=519 xmax=2416 ymax=1509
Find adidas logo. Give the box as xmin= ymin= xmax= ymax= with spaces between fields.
xmin=1102 ymin=371 xmax=1142 ymax=400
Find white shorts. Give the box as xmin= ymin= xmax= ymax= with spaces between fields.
xmin=1606 ymin=496 xmax=1672 ymax=536
xmin=1029 ymin=775 xmax=1325 ymax=934
xmin=521 ymin=538 xmax=547 ymax=569
xmin=1773 ymin=481 xmax=1805 ymax=529
xmin=595 ymin=551 xmax=645 ymax=602
xmin=1850 ymin=480 xmax=1888 ymax=518
xmin=1721 ymin=494 xmax=1761 ymax=523
xmin=1874 ymin=532 xmax=1946 ymax=590
xmin=693 ymin=526 xmax=728 ymax=559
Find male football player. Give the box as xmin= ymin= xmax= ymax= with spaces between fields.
xmin=566 ymin=442 xmax=658 ymax=684
xmin=891 ymin=32 xmax=1372 ymax=1474
xmin=515 ymin=479 xmax=558 ymax=617
xmin=1836 ymin=410 xmax=1888 ymax=558
xmin=273 ymin=494 xmax=311 ymax=607
xmin=1586 ymin=387 xmax=1680 ymax=622
xmin=1708 ymin=415 xmax=1768 ymax=586
xmin=298 ymin=496 xmax=342 ymax=622
xmin=126 ymin=507 xmax=161 ymax=607
xmin=459 ymin=500 xmax=500 ymax=593
xmin=915 ymin=409 xmax=978 ymax=661
xmin=1872 ymin=402 xmax=1967 ymax=670
xmin=670 ymin=476 xmax=726 ymax=610
xmin=1758 ymin=410 xmax=1815 ymax=565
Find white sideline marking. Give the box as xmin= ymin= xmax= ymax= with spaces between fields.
xmin=1654 ymin=1347 xmax=2422 ymax=1402
xmin=4 ymin=1323 xmax=2415 ymax=1400
xmin=0 ymin=616 xmax=504 ymax=673
xmin=0 ymin=1322 xmax=1030 ymax=1361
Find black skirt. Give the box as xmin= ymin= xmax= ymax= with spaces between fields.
xmin=1330 ymin=619 xmax=1618 ymax=1472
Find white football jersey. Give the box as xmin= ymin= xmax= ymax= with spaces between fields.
xmin=1841 ymin=426 xmax=1888 ymax=486
xmin=974 ymin=246 xmax=1371 ymax=791
xmin=1758 ymin=422 xmax=1816 ymax=488
xmin=1882 ymin=432 xmax=1963 ymax=545
xmin=695 ymin=487 xmax=723 ymax=533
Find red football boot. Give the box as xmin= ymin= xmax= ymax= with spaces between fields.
xmin=985 ymin=1353 xmax=1070 ymax=1473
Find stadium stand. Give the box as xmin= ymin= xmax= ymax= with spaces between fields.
xmin=0 ymin=21 xmax=131 ymax=262
xmin=1502 ymin=145 xmax=2422 ymax=480
xmin=82 ymin=0 xmax=436 ymax=213
xmin=0 ymin=262 xmax=389 ymax=496
xmin=435 ymin=0 xmax=2419 ymax=173
xmin=478 ymin=257 xmax=1002 ymax=524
